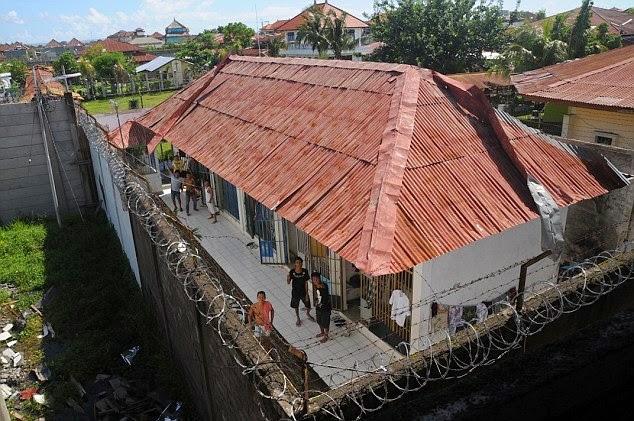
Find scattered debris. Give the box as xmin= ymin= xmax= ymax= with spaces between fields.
xmin=33 ymin=394 xmax=46 ymax=405
xmin=29 ymin=305 xmax=43 ymax=317
xmin=121 ymin=345 xmax=139 ymax=366
xmin=0 ymin=356 xmax=8 ymax=366
xmin=2 ymin=324 xmax=12 ymax=332
xmin=32 ymin=363 xmax=51 ymax=382
xmin=6 ymin=340 xmax=16 ymax=348
xmin=0 ymin=331 xmax=11 ymax=341
xmin=12 ymin=352 xmax=22 ymax=367
xmin=19 ymin=387 xmax=37 ymax=400
xmin=37 ymin=324 xmax=49 ymax=339
xmin=10 ymin=410 xmax=25 ymax=420
xmin=34 ymin=287 xmax=58 ymax=310
xmin=67 ymin=397 xmax=85 ymax=414
xmin=70 ymin=375 xmax=86 ymax=398
xmin=0 ymin=383 xmax=13 ymax=399
xmin=46 ymin=322 xmax=55 ymax=338
xmin=1 ymin=348 xmax=15 ymax=359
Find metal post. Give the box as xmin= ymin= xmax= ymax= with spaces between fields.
xmin=516 ymin=250 xmax=552 ymax=312
xmin=34 ymin=68 xmax=63 ymax=228
xmin=301 ymin=350 xmax=309 ymax=415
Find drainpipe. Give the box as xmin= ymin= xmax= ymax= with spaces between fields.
xmin=516 ymin=250 xmax=552 ymax=312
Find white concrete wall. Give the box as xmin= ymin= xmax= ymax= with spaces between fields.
xmin=562 ymin=106 xmax=634 ymax=149
xmin=412 ymin=208 xmax=568 ymax=343
xmin=90 ymin=141 xmax=141 ymax=285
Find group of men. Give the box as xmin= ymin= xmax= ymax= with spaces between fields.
xmin=248 ymin=257 xmax=332 ymax=348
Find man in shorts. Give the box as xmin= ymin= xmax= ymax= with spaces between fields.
xmin=167 ymin=167 xmax=183 ymax=212
xmin=248 ymin=291 xmax=274 ymax=349
xmin=287 ymin=257 xmax=314 ymax=326
xmin=312 ymin=271 xmax=331 ymax=343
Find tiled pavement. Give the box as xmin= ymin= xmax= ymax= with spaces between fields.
xmin=160 ymin=188 xmax=402 ymax=388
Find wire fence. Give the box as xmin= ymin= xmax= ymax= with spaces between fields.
xmin=76 ymin=104 xmax=634 ymax=420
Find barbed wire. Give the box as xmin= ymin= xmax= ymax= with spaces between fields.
xmin=76 ymin=105 xmax=634 ymax=420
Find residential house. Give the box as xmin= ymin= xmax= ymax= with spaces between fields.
xmin=260 ymin=19 xmax=289 ymax=35
xmin=66 ymin=38 xmax=85 ymax=48
xmin=164 ymin=19 xmax=190 ymax=43
xmin=82 ymin=39 xmax=144 ymax=60
xmin=512 ymin=45 xmax=634 ymax=149
xmin=45 ymin=39 xmax=63 ymax=48
xmin=135 ymin=56 xmax=192 ymax=88
xmin=531 ymin=6 xmax=634 ymax=45
xmin=122 ymin=56 xmax=624 ymax=349
xmin=107 ymin=29 xmax=136 ymax=43
xmin=276 ymin=1 xmax=370 ymax=59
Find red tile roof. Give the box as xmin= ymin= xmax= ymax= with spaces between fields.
xmin=108 ymin=120 xmax=155 ymax=149
xmin=262 ymin=19 xmax=289 ymax=31
xmin=84 ymin=39 xmax=142 ymax=54
xmin=131 ymin=56 xmax=624 ymax=275
xmin=511 ymin=45 xmax=634 ymax=110
xmin=277 ymin=1 xmax=368 ymax=32
xmin=45 ymin=39 xmax=63 ymax=48
xmin=67 ymin=38 xmax=85 ymax=47
xmin=149 ymin=32 xmax=165 ymax=40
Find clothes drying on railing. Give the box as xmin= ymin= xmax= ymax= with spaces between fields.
xmin=389 ymin=289 xmax=411 ymax=327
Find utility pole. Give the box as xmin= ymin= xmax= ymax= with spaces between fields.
xmin=34 ymin=68 xmax=63 ymax=228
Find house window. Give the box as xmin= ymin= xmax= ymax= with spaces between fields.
xmin=287 ymin=32 xmax=295 ymax=42
xmin=594 ymin=131 xmax=617 ymax=146
xmin=347 ymin=30 xmax=355 ymax=39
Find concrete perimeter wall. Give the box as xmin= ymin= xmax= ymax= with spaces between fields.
xmin=0 ymin=98 xmax=95 ymax=224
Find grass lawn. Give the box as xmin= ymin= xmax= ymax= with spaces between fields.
xmin=0 ymin=216 xmax=189 ymax=419
xmin=80 ymin=90 xmax=177 ymax=115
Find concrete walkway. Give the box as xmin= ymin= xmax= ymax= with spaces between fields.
xmin=160 ymin=188 xmax=402 ymax=388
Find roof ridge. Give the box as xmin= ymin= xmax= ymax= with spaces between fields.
xmin=356 ymin=67 xmax=421 ymax=274
xmin=544 ymin=49 xmax=634 ymax=88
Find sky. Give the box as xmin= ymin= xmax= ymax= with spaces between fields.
xmin=1 ymin=0 xmax=632 ymax=45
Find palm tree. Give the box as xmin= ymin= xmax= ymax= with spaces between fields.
xmin=267 ymin=34 xmax=286 ymax=57
xmin=324 ymin=10 xmax=356 ymax=59
xmin=297 ymin=6 xmax=329 ymax=56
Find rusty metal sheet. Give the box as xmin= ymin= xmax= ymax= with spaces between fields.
xmin=512 ymin=45 xmax=634 ymax=110
xmin=129 ymin=56 xmax=624 ymax=276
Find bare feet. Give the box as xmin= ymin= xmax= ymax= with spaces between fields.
xmin=296 ymin=320 xmax=301 ymax=327
xmin=315 ymin=333 xmax=325 ymax=338
xmin=319 ymin=336 xmax=328 ymax=343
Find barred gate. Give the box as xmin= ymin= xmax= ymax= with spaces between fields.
xmin=361 ymin=270 xmax=413 ymax=344
xmin=218 ymin=177 xmax=240 ymax=220
xmin=309 ymin=250 xmax=344 ymax=311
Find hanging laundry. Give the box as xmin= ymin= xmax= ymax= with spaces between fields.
xmin=476 ymin=303 xmax=488 ymax=323
xmin=429 ymin=302 xmax=449 ymax=333
xmin=389 ymin=289 xmax=411 ymax=327
xmin=447 ymin=305 xmax=463 ymax=336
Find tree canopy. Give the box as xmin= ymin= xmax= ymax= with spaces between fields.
xmin=0 ymin=59 xmax=28 ymax=86
xmin=90 ymin=51 xmax=133 ymax=80
xmin=53 ymin=51 xmax=79 ymax=76
xmin=368 ymin=0 xmax=506 ymax=74
xmin=296 ymin=6 xmax=356 ymax=59
xmin=220 ymin=22 xmax=255 ymax=53
xmin=175 ymin=30 xmax=220 ymax=69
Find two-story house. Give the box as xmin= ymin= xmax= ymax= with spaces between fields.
xmin=164 ymin=19 xmax=191 ymax=44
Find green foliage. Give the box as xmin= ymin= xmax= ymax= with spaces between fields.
xmin=91 ymin=51 xmax=130 ymax=79
xmin=569 ymin=0 xmax=593 ymax=58
xmin=0 ymin=59 xmax=29 ymax=86
xmin=52 ymin=51 xmax=79 ymax=76
xmin=535 ymin=8 xmax=547 ymax=20
xmin=221 ymin=22 xmax=256 ymax=53
xmin=81 ymin=90 xmax=176 ymax=114
xmin=298 ymin=7 xmax=329 ymax=55
xmin=175 ymin=36 xmax=219 ymax=70
xmin=296 ymin=6 xmax=357 ymax=59
xmin=267 ymin=35 xmax=287 ymax=57
xmin=0 ymin=219 xmax=46 ymax=293
xmin=368 ymin=0 xmax=506 ymax=74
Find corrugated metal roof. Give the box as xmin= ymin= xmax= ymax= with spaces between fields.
xmin=132 ymin=56 xmax=624 ymax=275
xmin=512 ymin=45 xmax=634 ymax=110
xmin=107 ymin=120 xmax=156 ymax=149
xmin=20 ymin=66 xmax=82 ymax=103
xmin=530 ymin=6 xmax=634 ymax=36
xmin=448 ymin=72 xmax=512 ymax=89
xmin=136 ymin=56 xmax=174 ymax=72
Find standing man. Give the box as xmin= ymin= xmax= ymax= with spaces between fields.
xmin=312 ymin=272 xmax=331 ymax=343
xmin=167 ymin=166 xmax=183 ymax=213
xmin=248 ymin=291 xmax=274 ymax=349
xmin=183 ymin=172 xmax=199 ymax=215
xmin=287 ymin=257 xmax=314 ymax=326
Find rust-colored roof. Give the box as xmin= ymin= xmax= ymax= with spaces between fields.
xmin=67 ymin=38 xmax=85 ymax=47
xmin=83 ymin=39 xmax=142 ymax=54
xmin=512 ymin=45 xmax=634 ymax=110
xmin=107 ymin=120 xmax=156 ymax=149
xmin=149 ymin=32 xmax=165 ymax=40
xmin=0 ymin=43 xmax=9 ymax=52
xmin=531 ymin=6 xmax=634 ymax=35
xmin=20 ymin=66 xmax=83 ymax=103
xmin=133 ymin=54 xmax=158 ymax=63
xmin=45 ymin=39 xmax=63 ymax=48
xmin=262 ymin=19 xmax=289 ymax=31
xmin=448 ymin=72 xmax=512 ymax=89
xmin=277 ymin=1 xmax=368 ymax=31
xmin=132 ymin=56 xmax=624 ymax=275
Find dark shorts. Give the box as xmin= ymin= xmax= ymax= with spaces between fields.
xmin=171 ymin=190 xmax=181 ymax=201
xmin=316 ymin=308 xmax=331 ymax=329
xmin=290 ymin=292 xmax=311 ymax=309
